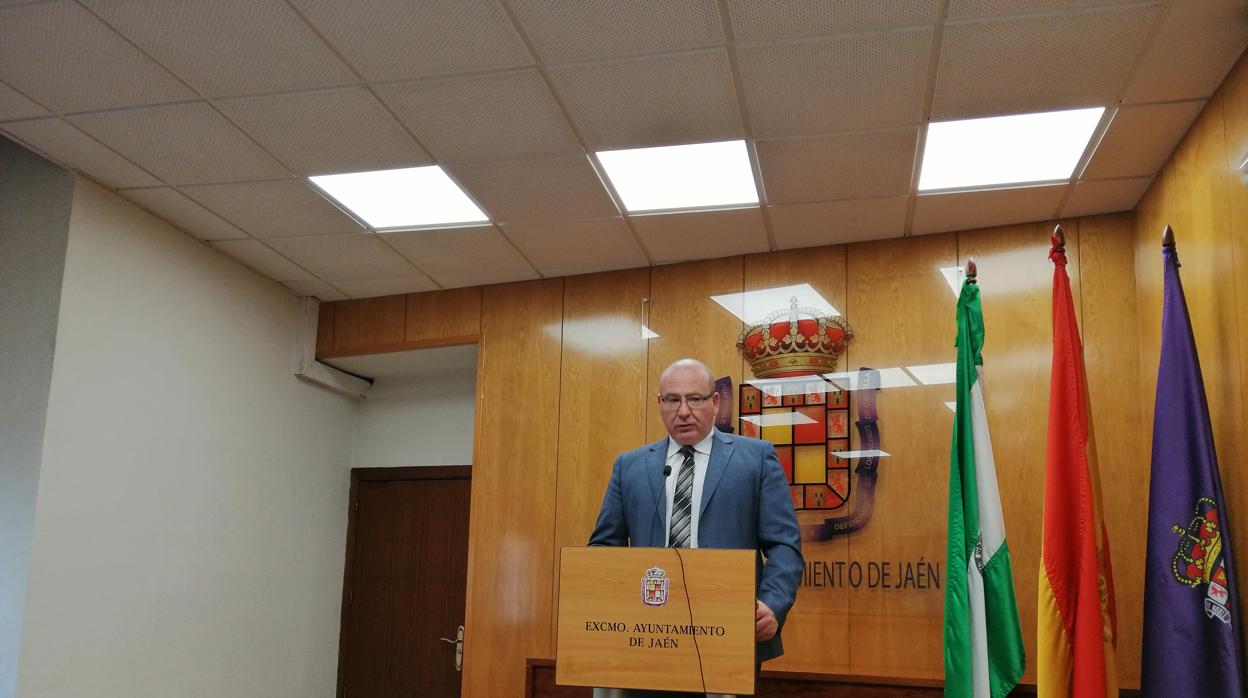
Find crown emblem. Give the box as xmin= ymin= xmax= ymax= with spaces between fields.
xmin=736 ymin=297 xmax=853 ymax=378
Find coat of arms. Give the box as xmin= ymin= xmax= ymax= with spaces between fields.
xmin=1172 ymin=497 xmax=1233 ymax=624
xmin=641 ymin=566 xmax=669 ymax=607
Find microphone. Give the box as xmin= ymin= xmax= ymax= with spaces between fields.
xmin=650 ymin=464 xmax=672 ymax=545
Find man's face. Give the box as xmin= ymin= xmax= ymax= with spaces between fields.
xmin=658 ymin=365 xmax=720 ymax=446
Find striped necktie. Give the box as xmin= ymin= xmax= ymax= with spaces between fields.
xmin=668 ymin=445 xmax=696 ymax=548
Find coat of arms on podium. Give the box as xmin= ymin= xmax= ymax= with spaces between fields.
xmin=641 ymin=566 xmax=670 ymax=607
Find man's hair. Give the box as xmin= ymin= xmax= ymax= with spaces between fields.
xmin=658 ymin=358 xmax=716 ymax=393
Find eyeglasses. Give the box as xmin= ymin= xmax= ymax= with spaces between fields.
xmin=657 ymin=393 xmax=716 ymax=409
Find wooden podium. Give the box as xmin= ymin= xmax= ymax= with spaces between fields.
xmin=556 ymin=546 xmax=756 ymax=695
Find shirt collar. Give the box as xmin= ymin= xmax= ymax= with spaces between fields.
xmin=666 ymin=430 xmax=715 ymax=459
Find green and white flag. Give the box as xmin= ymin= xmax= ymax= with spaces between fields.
xmin=943 ymin=277 xmax=1025 ymax=698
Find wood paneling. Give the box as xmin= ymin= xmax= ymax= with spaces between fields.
xmin=462 ymin=279 xmax=564 ymax=697
xmin=645 ymin=257 xmax=746 ymax=441
xmin=406 ymin=286 xmax=482 ymax=345
xmin=743 ymin=246 xmax=854 ymax=674
xmin=316 ymin=287 xmax=483 ymax=358
xmin=331 ymin=295 xmax=406 ymax=354
xmin=841 ymin=233 xmax=957 ymax=680
xmin=1075 ymin=213 xmax=1147 ymax=687
xmin=549 ymin=268 xmax=650 ymax=634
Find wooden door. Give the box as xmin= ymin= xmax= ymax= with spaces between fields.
xmin=338 ymin=466 xmax=471 ymax=698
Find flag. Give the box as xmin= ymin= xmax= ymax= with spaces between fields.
xmin=1140 ymin=237 xmax=1245 ymax=697
xmin=944 ymin=273 xmax=1025 ymax=698
xmin=1037 ymin=232 xmax=1118 ymax=697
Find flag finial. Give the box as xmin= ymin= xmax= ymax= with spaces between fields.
xmin=1162 ymin=225 xmax=1175 ymax=248
xmin=1051 ymin=224 xmax=1066 ymax=252
xmin=966 ymin=257 xmax=977 ymax=284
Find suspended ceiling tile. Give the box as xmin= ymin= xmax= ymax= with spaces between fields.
xmin=282 ymin=278 xmax=348 ymax=301
xmin=0 ymin=82 xmax=49 ymax=120
xmin=932 ymin=5 xmax=1159 ymax=120
xmin=69 ymin=102 xmax=289 ymax=185
xmin=758 ymin=129 xmax=918 ymax=203
xmin=631 ymin=207 xmax=769 ymax=264
xmin=948 ymin=0 xmax=1148 ymax=19
xmin=383 ymin=225 xmax=539 ymax=288
xmin=547 ymin=49 xmax=742 ymax=150
xmin=267 ymin=233 xmax=421 ymax=279
xmin=769 ymin=197 xmax=910 ymax=249
xmin=181 ymin=180 xmax=362 ymax=238
xmin=2 ymin=117 xmax=160 ymax=188
xmin=83 ymin=0 xmax=356 ymax=96
xmin=1061 ymin=176 xmax=1153 ymax=218
xmin=0 ymin=1 xmax=194 ymax=113
xmin=1122 ymin=0 xmax=1248 ymax=104
xmin=328 ymin=276 xmax=441 ymax=299
xmin=728 ymin=0 xmax=940 ymax=41
xmin=738 ymin=28 xmax=932 ymax=137
xmin=376 ymin=69 xmax=582 ymax=163
xmin=217 ymin=87 xmax=431 ymax=177
xmin=118 ymin=187 xmax=248 ymax=241
xmin=290 ymin=0 xmax=532 ymax=81
xmin=912 ymin=184 xmax=1067 ymax=235
xmin=500 ymin=217 xmax=648 ymax=277
xmin=1082 ymin=101 xmax=1205 ymax=179
xmin=510 ymin=0 xmax=723 ymax=62
xmin=448 ymin=156 xmax=617 ymax=222
xmin=209 ymin=239 xmax=315 ymax=282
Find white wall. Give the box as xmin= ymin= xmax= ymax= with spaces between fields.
xmin=351 ymin=364 xmax=476 ymax=468
xmin=16 ymin=181 xmax=356 ymax=698
xmin=0 ymin=139 xmax=75 ymax=698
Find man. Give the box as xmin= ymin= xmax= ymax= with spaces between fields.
xmin=588 ymin=359 xmax=803 ymax=697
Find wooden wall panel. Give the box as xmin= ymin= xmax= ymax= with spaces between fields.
xmin=842 ymin=233 xmax=957 ymax=680
xmin=405 ymin=286 xmax=481 ymax=345
xmin=957 ymin=221 xmax=1081 ymax=686
xmin=1076 ymin=213 xmax=1147 ymax=687
xmin=315 ymin=287 xmax=482 ymax=358
xmin=549 ymin=268 xmax=651 ymax=633
xmin=331 ymin=295 xmax=406 ymax=354
xmin=742 ymin=246 xmax=854 ymax=674
xmin=645 ymin=257 xmax=746 ymax=442
xmin=461 ymin=279 xmax=564 ymax=697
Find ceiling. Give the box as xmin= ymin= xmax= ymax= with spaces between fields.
xmin=3 ymin=0 xmax=1246 ymax=301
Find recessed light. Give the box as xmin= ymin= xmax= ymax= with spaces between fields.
xmin=596 ymin=140 xmax=759 ymax=213
xmin=309 ymin=166 xmax=488 ymax=230
xmin=918 ymin=107 xmax=1105 ymax=192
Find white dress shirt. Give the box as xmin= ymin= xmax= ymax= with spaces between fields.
xmin=663 ymin=430 xmax=714 ymax=548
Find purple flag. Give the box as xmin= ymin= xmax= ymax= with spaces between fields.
xmin=1141 ymin=241 xmax=1245 ymax=697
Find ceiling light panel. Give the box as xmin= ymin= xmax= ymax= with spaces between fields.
xmin=310 ymin=166 xmax=488 ymax=230
xmin=596 ymin=140 xmax=759 ymax=213
xmin=918 ymin=107 xmax=1105 ymax=191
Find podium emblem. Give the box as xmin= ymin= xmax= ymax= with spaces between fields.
xmin=641 ymin=566 xmax=670 ymax=606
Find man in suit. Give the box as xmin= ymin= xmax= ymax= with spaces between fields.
xmin=588 ymin=358 xmax=803 ymax=697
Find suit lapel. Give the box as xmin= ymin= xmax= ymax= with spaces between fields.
xmin=700 ymin=431 xmax=733 ymax=517
xmin=646 ymin=439 xmax=669 ymax=545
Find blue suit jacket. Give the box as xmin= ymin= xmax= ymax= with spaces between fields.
xmin=587 ymin=430 xmax=803 ymax=662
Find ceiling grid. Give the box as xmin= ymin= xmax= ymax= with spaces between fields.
xmin=0 ymin=0 xmax=1243 ymax=297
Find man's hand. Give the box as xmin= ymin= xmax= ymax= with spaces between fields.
xmin=755 ymin=600 xmax=777 ymax=641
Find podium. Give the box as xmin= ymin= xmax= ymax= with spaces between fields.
xmin=555 ymin=546 xmax=756 ymax=695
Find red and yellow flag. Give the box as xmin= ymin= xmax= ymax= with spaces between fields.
xmin=1037 ymin=231 xmax=1117 ymax=697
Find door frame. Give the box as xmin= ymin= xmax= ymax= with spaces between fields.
xmin=336 ymin=465 xmax=473 ymax=697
